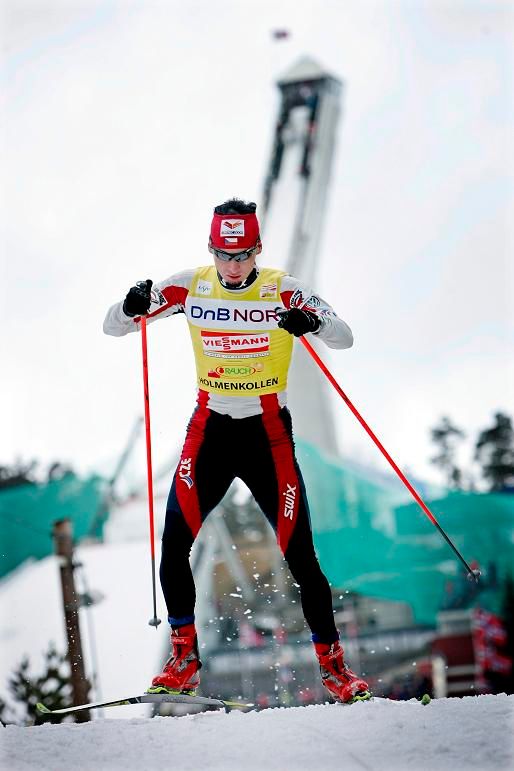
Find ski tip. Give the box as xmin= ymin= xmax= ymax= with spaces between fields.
xmin=350 ymin=691 xmax=372 ymax=704
xmin=223 ymin=700 xmax=255 ymax=709
xmin=36 ymin=703 xmax=51 ymax=715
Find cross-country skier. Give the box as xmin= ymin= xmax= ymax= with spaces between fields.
xmin=103 ymin=198 xmax=370 ymax=704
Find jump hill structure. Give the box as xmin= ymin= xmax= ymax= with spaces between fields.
xmin=260 ymin=56 xmax=343 ymax=456
xmin=255 ymin=57 xmax=511 ymax=634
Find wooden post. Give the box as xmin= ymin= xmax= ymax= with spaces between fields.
xmin=52 ymin=518 xmax=91 ymax=722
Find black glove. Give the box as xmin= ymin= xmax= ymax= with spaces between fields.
xmin=122 ymin=279 xmax=153 ymax=317
xmin=277 ymin=307 xmax=321 ymax=337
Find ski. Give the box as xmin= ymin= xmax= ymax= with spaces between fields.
xmin=333 ymin=692 xmax=431 ymax=706
xmin=368 ymin=694 xmax=432 ymax=706
xmin=331 ymin=690 xmax=372 ymax=706
xmin=36 ymin=692 xmax=254 ymax=717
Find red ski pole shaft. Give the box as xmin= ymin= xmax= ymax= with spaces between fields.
xmin=141 ymin=316 xmax=162 ymax=626
xmin=300 ymin=336 xmax=479 ymax=581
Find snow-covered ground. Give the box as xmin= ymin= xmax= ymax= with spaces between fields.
xmin=0 ymin=497 xmax=225 ymax=722
xmin=2 ymin=695 xmax=513 ymax=771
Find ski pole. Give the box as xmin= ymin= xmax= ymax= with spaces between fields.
xmin=299 ymin=335 xmax=480 ymax=582
xmin=141 ymin=315 xmax=162 ymax=627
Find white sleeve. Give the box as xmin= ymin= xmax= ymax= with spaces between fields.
xmin=280 ymin=275 xmax=353 ymax=350
xmin=103 ymin=269 xmax=195 ymax=337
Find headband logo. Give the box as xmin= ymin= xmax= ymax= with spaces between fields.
xmin=220 ymin=219 xmax=245 ymax=236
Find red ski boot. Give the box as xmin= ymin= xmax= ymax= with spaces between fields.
xmin=147 ymin=623 xmax=201 ymax=695
xmin=314 ymin=640 xmax=371 ymax=704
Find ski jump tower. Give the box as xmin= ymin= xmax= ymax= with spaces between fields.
xmin=261 ymin=56 xmax=343 ymax=457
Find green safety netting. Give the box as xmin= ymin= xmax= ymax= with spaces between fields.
xmin=2 ymin=443 xmax=512 ymax=625
xmin=0 ymin=474 xmax=105 ymax=580
xmin=296 ymin=440 xmax=514 ymax=625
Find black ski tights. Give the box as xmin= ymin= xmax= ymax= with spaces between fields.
xmin=160 ymin=406 xmax=338 ymax=643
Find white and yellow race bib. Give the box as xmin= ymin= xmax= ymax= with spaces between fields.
xmin=185 ymin=267 xmax=293 ymax=396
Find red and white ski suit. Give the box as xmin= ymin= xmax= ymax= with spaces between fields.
xmin=104 ymin=266 xmax=352 ymax=641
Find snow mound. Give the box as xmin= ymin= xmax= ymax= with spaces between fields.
xmin=2 ymin=694 xmax=513 ymax=771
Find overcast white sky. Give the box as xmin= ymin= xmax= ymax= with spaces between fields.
xmin=1 ymin=0 xmax=513 ymax=491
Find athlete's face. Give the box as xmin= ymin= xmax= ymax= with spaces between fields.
xmin=211 ymin=243 xmax=261 ymax=285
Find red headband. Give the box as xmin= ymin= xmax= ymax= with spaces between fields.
xmin=210 ymin=212 xmax=260 ymax=249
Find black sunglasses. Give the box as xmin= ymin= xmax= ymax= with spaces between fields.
xmin=211 ymin=243 xmax=259 ymax=262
